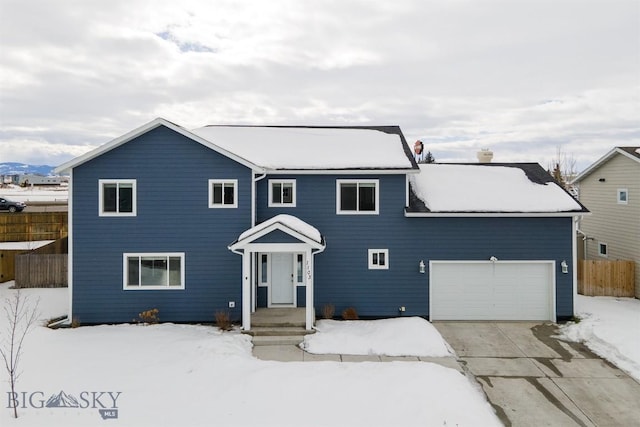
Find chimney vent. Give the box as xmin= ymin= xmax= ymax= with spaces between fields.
xmin=477 ymin=149 xmax=493 ymax=163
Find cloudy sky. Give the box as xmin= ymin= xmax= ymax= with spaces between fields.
xmin=1 ymin=0 xmax=638 ymax=172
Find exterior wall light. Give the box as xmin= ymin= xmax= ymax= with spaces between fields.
xmin=561 ymin=260 xmax=568 ymax=274
xmin=419 ymin=260 xmax=425 ymax=274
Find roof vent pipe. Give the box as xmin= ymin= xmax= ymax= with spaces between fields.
xmin=477 ymin=149 xmax=493 ymax=163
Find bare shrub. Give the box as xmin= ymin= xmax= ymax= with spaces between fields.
xmin=322 ymin=304 xmax=335 ymax=319
xmin=71 ymin=316 xmax=81 ymax=328
xmin=215 ymin=310 xmax=232 ymax=331
xmin=342 ymin=307 xmax=359 ymax=320
xmin=135 ymin=308 xmax=160 ymax=325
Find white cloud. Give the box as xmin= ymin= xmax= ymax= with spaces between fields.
xmin=0 ymin=0 xmax=638 ymax=171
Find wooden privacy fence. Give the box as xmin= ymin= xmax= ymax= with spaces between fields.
xmin=15 ymin=254 xmax=68 ymax=288
xmin=578 ymin=260 xmax=635 ymax=297
xmin=0 ymin=212 xmax=68 ymax=242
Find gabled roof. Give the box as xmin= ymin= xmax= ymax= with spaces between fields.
xmin=190 ymin=125 xmax=418 ymax=172
xmin=229 ymin=214 xmax=325 ymax=250
xmin=54 ymin=118 xmax=264 ymax=174
xmin=406 ymin=163 xmax=589 ymax=217
xmin=572 ymin=146 xmax=640 ymax=184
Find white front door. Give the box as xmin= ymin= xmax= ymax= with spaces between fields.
xmin=270 ymin=253 xmax=295 ymax=306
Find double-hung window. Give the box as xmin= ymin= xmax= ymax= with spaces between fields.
xmin=209 ymin=179 xmax=237 ymax=208
xmin=99 ymin=179 xmax=136 ymax=216
xmin=336 ymin=179 xmax=379 ymax=214
xmin=124 ymin=253 xmax=185 ymax=290
xmin=269 ymin=180 xmax=296 ymax=207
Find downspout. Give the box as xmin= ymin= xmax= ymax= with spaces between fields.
xmin=252 ymin=171 xmax=267 ymax=227
xmin=250 ymin=171 xmax=267 ymax=315
xmin=308 ymin=241 xmax=327 ymax=330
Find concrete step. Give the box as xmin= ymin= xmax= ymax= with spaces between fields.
xmin=243 ymin=327 xmax=315 ymax=337
xmin=251 ymin=335 xmax=306 ymax=346
xmin=251 ymin=320 xmax=306 ymax=328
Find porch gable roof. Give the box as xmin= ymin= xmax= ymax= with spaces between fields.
xmin=229 ymin=214 xmax=325 ymax=251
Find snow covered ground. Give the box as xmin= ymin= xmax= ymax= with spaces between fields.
xmin=559 ymin=294 xmax=640 ymax=382
xmin=0 ymin=186 xmax=68 ymax=203
xmin=0 ymin=282 xmax=499 ymax=427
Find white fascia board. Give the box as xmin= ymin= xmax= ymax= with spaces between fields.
xmin=404 ymin=210 xmax=590 ymax=218
xmin=264 ymin=168 xmax=419 ymax=175
xmin=571 ymin=147 xmax=639 ymax=184
xmin=55 ymin=118 xmax=264 ymax=174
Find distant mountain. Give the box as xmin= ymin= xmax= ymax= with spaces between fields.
xmin=0 ymin=162 xmax=57 ymax=176
xmin=46 ymin=390 xmax=80 ymax=408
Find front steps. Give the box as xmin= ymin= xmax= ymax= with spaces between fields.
xmin=242 ymin=308 xmax=315 ymax=346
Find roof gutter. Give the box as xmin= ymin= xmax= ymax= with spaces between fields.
xmin=404 ymin=210 xmax=591 ymax=218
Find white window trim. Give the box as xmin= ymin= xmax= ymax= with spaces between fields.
xmin=617 ymin=188 xmax=629 ymax=205
xmin=98 ymin=179 xmax=137 ymax=217
xmin=208 ymin=179 xmax=238 ymax=208
xmin=368 ymin=249 xmax=389 ymax=270
xmin=336 ymin=179 xmax=380 ymax=215
xmin=598 ymin=242 xmax=608 ymax=258
xmin=123 ymin=252 xmax=185 ymax=290
xmin=268 ymin=179 xmax=297 ymax=207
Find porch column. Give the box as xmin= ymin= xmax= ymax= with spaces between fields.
xmin=242 ymin=251 xmax=251 ymax=330
xmin=305 ymin=248 xmax=314 ymax=330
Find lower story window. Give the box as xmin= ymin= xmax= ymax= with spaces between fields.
xmin=368 ymin=249 xmax=389 ymax=270
xmin=598 ymin=243 xmax=608 ymax=257
xmin=124 ymin=253 xmax=185 ymax=290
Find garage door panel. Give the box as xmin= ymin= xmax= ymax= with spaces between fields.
xmin=430 ymin=262 xmax=553 ymax=321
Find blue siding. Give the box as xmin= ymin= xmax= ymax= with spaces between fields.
xmin=257 ymin=174 xmax=574 ymax=320
xmin=253 ymin=229 xmax=305 ymax=244
xmin=72 ymin=126 xmax=252 ymax=323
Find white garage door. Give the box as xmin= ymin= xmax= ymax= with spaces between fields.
xmin=430 ymin=261 xmax=555 ymax=321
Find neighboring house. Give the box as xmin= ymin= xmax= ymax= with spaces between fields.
xmin=572 ymin=147 xmax=640 ymax=298
xmin=19 ymin=174 xmax=66 ymax=186
xmin=55 ymin=118 xmax=588 ymax=329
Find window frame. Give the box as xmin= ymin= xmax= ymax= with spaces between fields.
xmin=123 ymin=252 xmax=185 ymax=290
xmin=208 ymin=179 xmax=238 ymax=208
xmin=98 ymin=179 xmax=137 ymax=217
xmin=268 ymin=179 xmax=297 ymax=207
xmin=336 ymin=179 xmax=379 ymax=215
xmin=598 ymin=242 xmax=608 ymax=258
xmin=368 ymin=249 xmax=389 ymax=270
xmin=617 ymin=189 xmax=629 ymax=205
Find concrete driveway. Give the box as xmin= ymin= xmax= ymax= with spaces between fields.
xmin=433 ymin=322 xmax=640 ymax=426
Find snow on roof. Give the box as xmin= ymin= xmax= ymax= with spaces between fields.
xmin=237 ymin=214 xmax=323 ymax=244
xmin=191 ymin=126 xmax=414 ymax=170
xmin=409 ymin=164 xmax=584 ymax=213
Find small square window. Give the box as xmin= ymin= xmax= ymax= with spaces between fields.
xmin=368 ymin=249 xmax=389 ymax=270
xmin=209 ymin=179 xmax=238 ymax=208
xmin=617 ymin=189 xmax=628 ymax=204
xmin=99 ymin=179 xmax=136 ymax=216
xmin=269 ymin=180 xmax=296 ymax=207
xmin=598 ymin=242 xmax=608 ymax=257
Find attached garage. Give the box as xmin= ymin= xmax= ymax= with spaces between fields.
xmin=429 ymin=261 xmax=555 ymax=321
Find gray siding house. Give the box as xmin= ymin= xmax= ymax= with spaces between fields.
xmin=573 ymin=147 xmax=640 ymax=297
xmin=56 ymin=118 xmax=588 ymax=328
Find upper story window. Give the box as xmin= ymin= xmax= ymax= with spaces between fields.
xmin=617 ymin=189 xmax=628 ymax=204
xmin=124 ymin=253 xmax=185 ymax=290
xmin=209 ymin=179 xmax=237 ymax=208
xmin=336 ymin=179 xmax=379 ymax=215
xmin=99 ymin=179 xmax=136 ymax=216
xmin=269 ymin=180 xmax=296 ymax=207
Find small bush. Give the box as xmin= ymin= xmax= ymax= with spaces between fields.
xmin=215 ymin=310 xmax=232 ymax=331
xmin=322 ymin=304 xmax=335 ymax=319
xmin=342 ymin=307 xmax=359 ymax=320
xmin=71 ymin=316 xmax=81 ymax=328
xmin=136 ymin=308 xmax=160 ymax=325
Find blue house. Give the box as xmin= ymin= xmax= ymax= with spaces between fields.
xmin=56 ymin=118 xmax=588 ymax=330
